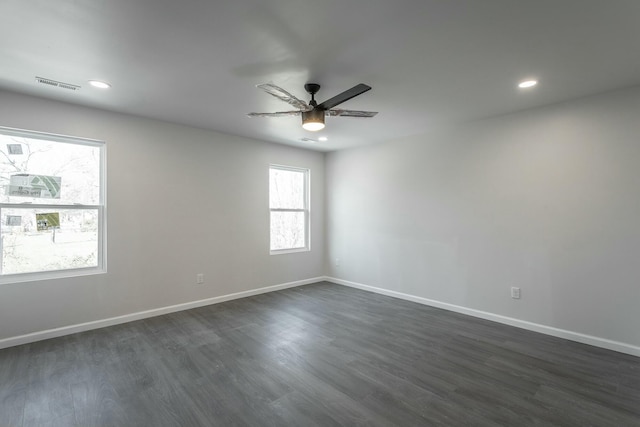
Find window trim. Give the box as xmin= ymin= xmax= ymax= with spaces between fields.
xmin=0 ymin=126 xmax=106 ymax=284
xmin=269 ymin=164 xmax=310 ymax=255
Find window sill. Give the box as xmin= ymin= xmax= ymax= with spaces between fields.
xmin=0 ymin=267 xmax=106 ymax=285
xmin=270 ymin=247 xmax=310 ymax=256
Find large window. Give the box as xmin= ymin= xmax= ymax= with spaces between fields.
xmin=0 ymin=127 xmax=105 ymax=282
xmin=269 ymin=165 xmax=309 ymax=253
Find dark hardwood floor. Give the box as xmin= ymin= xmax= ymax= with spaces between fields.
xmin=1 ymin=281 xmax=638 ymax=426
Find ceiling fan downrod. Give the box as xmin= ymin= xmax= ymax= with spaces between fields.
xmin=304 ymin=83 xmax=321 ymax=108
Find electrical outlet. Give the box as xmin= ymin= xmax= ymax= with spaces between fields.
xmin=196 ymin=273 xmax=204 ymax=284
xmin=511 ymin=287 xmax=521 ymax=299
xmin=335 ymin=258 xmax=340 ymax=267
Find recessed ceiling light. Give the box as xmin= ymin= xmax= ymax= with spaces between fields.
xmin=88 ymin=80 xmax=111 ymax=89
xmin=518 ymin=80 xmax=538 ymax=89
xmin=318 ymin=136 xmax=328 ymax=142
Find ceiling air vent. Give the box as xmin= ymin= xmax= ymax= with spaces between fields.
xmin=35 ymin=76 xmax=81 ymax=91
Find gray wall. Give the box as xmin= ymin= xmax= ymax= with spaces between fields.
xmin=326 ymin=87 xmax=640 ymax=348
xmin=2 ymin=85 xmax=640 ymax=351
xmin=0 ymin=90 xmax=325 ymax=341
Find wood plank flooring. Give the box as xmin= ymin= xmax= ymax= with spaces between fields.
xmin=1 ymin=281 xmax=639 ymax=426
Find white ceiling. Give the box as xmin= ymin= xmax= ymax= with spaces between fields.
xmin=2 ymin=0 xmax=640 ymax=151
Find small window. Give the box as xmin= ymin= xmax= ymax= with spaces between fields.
xmin=0 ymin=127 xmax=105 ymax=282
xmin=269 ymin=165 xmax=309 ymax=253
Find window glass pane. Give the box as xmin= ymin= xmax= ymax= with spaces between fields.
xmin=269 ymin=168 xmax=305 ymax=209
xmin=0 ymin=134 xmax=100 ymax=205
xmin=270 ymin=211 xmax=305 ymax=251
xmin=1 ymin=208 xmax=99 ymax=275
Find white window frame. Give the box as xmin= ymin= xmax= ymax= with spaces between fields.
xmin=0 ymin=126 xmax=106 ymax=284
xmin=269 ymin=164 xmax=310 ymax=255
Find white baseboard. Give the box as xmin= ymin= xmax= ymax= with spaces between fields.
xmin=4 ymin=276 xmax=638 ymax=358
xmin=0 ymin=277 xmax=322 ymax=350
xmin=324 ymin=276 xmax=640 ymax=358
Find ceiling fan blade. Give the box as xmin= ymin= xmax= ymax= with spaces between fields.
xmin=247 ymin=111 xmax=302 ymax=117
xmin=317 ymin=84 xmax=372 ymax=110
xmin=256 ymin=83 xmax=310 ymax=111
xmin=328 ymin=109 xmax=378 ymax=118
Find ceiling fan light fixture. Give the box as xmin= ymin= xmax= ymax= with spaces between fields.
xmin=301 ymin=109 xmax=325 ymax=131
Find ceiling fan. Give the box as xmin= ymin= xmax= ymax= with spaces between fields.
xmin=247 ymin=83 xmax=378 ymax=131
